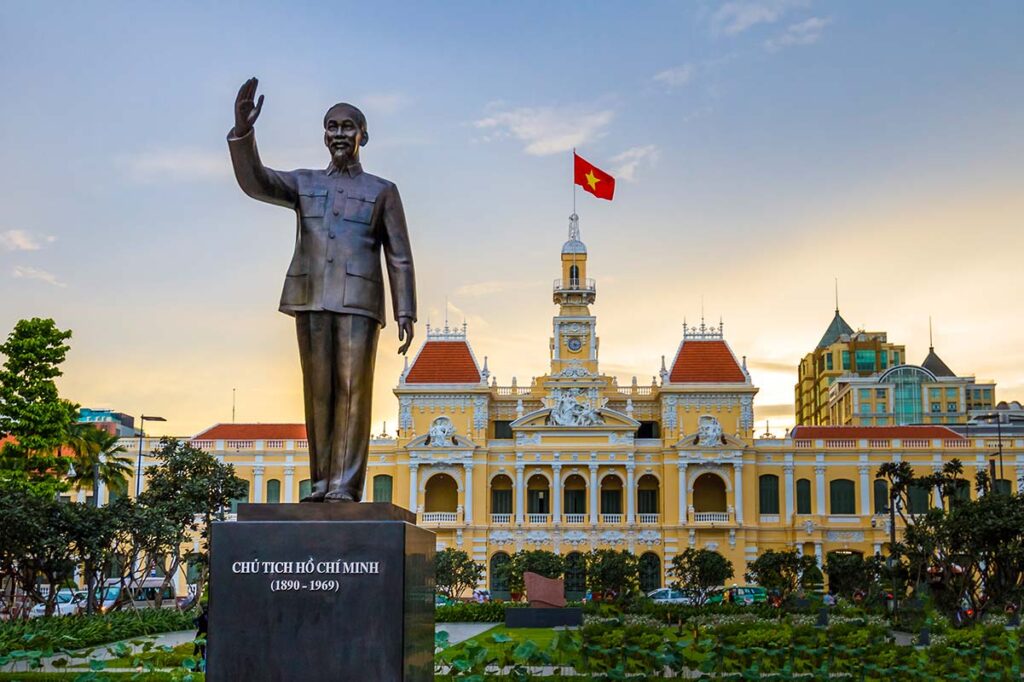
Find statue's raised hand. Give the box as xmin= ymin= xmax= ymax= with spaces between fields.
xmin=233 ymin=77 xmax=265 ymax=138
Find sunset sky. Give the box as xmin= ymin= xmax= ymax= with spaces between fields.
xmin=2 ymin=1 xmax=1022 ymax=438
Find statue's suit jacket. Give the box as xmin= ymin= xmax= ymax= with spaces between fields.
xmin=227 ymin=129 xmax=416 ymax=327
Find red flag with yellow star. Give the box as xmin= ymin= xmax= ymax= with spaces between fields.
xmin=574 ymin=152 xmax=615 ymax=200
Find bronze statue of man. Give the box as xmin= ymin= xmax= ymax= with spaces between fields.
xmin=228 ymin=77 xmax=416 ymax=503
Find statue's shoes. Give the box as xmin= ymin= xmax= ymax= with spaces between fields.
xmin=301 ymin=490 xmax=327 ymax=502
xmin=324 ymin=491 xmax=357 ymax=503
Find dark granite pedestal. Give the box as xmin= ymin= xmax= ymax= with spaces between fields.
xmin=505 ymin=607 xmax=583 ymax=628
xmin=207 ymin=503 xmax=435 ymax=682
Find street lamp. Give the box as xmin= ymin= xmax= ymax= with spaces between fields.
xmin=135 ymin=415 xmax=166 ymax=497
xmin=975 ymin=412 xmax=1005 ymax=490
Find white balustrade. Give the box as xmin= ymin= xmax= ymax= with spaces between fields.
xmin=421 ymin=512 xmax=458 ymax=524
xmin=527 ymin=513 xmax=551 ymax=524
xmin=693 ymin=512 xmax=730 ymax=523
xmin=563 ymin=513 xmax=587 ymax=524
xmin=490 ymin=513 xmax=512 ymax=524
xmin=600 ymin=513 xmax=623 ymax=524
xmin=638 ymin=513 xmax=660 ymax=524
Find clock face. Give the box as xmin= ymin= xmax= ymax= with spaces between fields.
xmin=566 ymin=337 xmax=583 ymax=353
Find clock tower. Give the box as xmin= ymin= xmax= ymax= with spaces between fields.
xmin=550 ymin=213 xmax=599 ymax=377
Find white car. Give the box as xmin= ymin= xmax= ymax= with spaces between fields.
xmin=647 ymin=588 xmax=694 ymax=605
xmin=29 ymin=589 xmax=85 ymax=618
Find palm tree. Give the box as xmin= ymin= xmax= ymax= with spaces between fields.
xmin=66 ymin=424 xmax=132 ymax=501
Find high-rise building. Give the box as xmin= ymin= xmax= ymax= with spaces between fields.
xmin=795 ymin=310 xmax=905 ymax=425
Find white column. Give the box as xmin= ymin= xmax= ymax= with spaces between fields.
xmin=589 ymin=463 xmax=599 ymax=524
xmin=463 ymin=463 xmax=474 ymax=525
xmin=733 ymin=462 xmax=744 ymax=525
xmin=783 ymin=464 xmax=795 ymax=521
xmin=408 ymin=463 xmax=419 ymax=512
xmin=253 ymin=466 xmax=264 ymax=503
xmin=552 ymin=464 xmax=562 ymax=523
xmin=814 ymin=542 xmax=823 ymax=568
xmin=873 ymin=543 xmax=882 ymax=556
xmin=815 ymin=465 xmax=826 ymax=515
xmin=1016 ymin=462 xmax=1024 ymax=494
xmin=97 ymin=478 xmax=107 ymax=507
xmin=283 ymin=466 xmax=295 ymax=504
xmin=932 ymin=465 xmax=943 ymax=508
xmin=858 ymin=464 xmax=870 ymax=515
xmin=626 ymin=464 xmax=636 ymax=524
xmin=677 ymin=462 xmax=688 ymax=524
xmin=795 ymin=543 xmax=803 ymax=557
xmin=515 ymin=464 xmax=525 ymax=524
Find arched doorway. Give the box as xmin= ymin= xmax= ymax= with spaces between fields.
xmin=490 ymin=474 xmax=513 ymax=523
xmin=692 ymin=472 xmax=728 ymax=521
xmin=489 ymin=552 xmax=511 ymax=599
xmin=564 ymin=551 xmax=587 ymax=600
xmin=600 ymin=474 xmax=623 ymax=522
xmin=563 ymin=474 xmax=587 ymax=523
xmin=424 ymin=473 xmax=458 ymax=521
xmin=526 ymin=474 xmax=550 ymax=522
xmin=637 ymin=474 xmax=660 ymax=522
xmin=639 ymin=552 xmax=661 ymax=593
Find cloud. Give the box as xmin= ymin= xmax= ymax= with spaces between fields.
xmin=752 ymin=403 xmax=795 ymax=418
xmin=712 ymin=0 xmax=807 ymax=35
xmin=611 ymin=145 xmax=659 ymax=182
xmin=653 ymin=64 xmax=695 ymax=89
xmin=358 ymin=92 xmax=411 ymax=115
xmin=122 ymin=148 xmax=230 ymax=182
xmin=0 ymin=230 xmax=55 ymax=252
xmin=765 ymin=16 xmax=831 ymax=50
xmin=12 ymin=265 xmax=64 ymax=287
xmin=747 ymin=359 xmax=798 ymax=373
xmin=473 ymin=104 xmax=615 ymax=156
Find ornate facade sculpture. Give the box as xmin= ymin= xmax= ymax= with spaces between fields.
xmin=697 ymin=414 xmax=724 ymax=447
xmin=428 ymin=416 xmax=455 ymax=446
xmin=548 ymin=388 xmax=605 ymax=427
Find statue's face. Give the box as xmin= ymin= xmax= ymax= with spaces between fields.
xmin=323 ymin=107 xmax=365 ymax=167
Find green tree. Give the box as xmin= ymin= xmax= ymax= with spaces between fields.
xmin=435 ymin=548 xmax=484 ymax=600
xmin=824 ymin=551 xmax=886 ymax=600
xmin=496 ymin=549 xmax=565 ymax=596
xmin=65 ymin=423 xmax=132 ymax=501
xmin=136 ymin=438 xmax=247 ymax=604
xmin=745 ymin=549 xmax=819 ymax=603
xmin=585 ymin=549 xmax=639 ymax=601
xmin=0 ymin=318 xmax=78 ymax=492
xmin=669 ymin=548 xmax=734 ymax=605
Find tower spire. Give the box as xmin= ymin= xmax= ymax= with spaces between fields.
xmin=568 ymin=212 xmax=580 ymax=241
xmin=834 ymin=277 xmax=839 ymax=313
xmin=929 ymin=315 xmax=934 ymax=351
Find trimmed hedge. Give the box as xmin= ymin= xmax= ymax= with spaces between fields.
xmin=0 ymin=609 xmax=196 ymax=657
xmin=435 ymin=601 xmax=523 ymax=623
xmin=0 ymin=674 xmax=203 ymax=681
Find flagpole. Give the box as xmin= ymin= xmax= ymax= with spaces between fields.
xmin=572 ymin=147 xmax=577 ymax=217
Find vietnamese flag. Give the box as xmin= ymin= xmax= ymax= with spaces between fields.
xmin=574 ymin=152 xmax=615 ymax=201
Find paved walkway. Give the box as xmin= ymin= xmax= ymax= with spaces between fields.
xmin=5 ymin=624 xmax=499 ymax=673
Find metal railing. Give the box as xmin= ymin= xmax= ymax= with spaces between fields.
xmin=553 ymin=277 xmax=596 ymax=292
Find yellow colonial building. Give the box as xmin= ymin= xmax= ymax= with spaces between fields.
xmin=115 ymin=217 xmax=1023 ymax=596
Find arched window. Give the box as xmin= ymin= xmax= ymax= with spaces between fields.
xmin=266 ymin=479 xmax=281 ymax=504
xmin=758 ymin=474 xmax=780 ymax=514
xmin=489 ymin=552 xmax=511 ymax=597
xmin=600 ymin=475 xmax=623 ymax=515
xmin=373 ymin=474 xmax=393 ymax=503
xmin=564 ymin=552 xmax=587 ymax=599
xmin=569 ymin=264 xmax=580 ymax=286
xmin=526 ymin=474 xmax=550 ymax=515
xmin=796 ymin=479 xmax=812 ymax=514
xmin=829 ymin=479 xmax=856 ymax=515
xmin=563 ymin=474 xmax=587 ymax=515
xmin=639 ymin=552 xmax=662 ymax=593
xmin=873 ymin=479 xmax=888 ymax=514
xmin=693 ymin=473 xmax=727 ymax=512
xmin=424 ymin=474 xmax=458 ymax=512
xmin=298 ymin=479 xmax=312 ymax=501
xmin=490 ymin=474 xmax=513 ymax=516
xmin=637 ymin=475 xmax=660 ymax=515
xmin=229 ymin=480 xmax=250 ymax=514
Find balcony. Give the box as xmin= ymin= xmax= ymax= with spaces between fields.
xmin=421 ymin=512 xmax=459 ymax=525
xmin=527 ymin=513 xmax=551 ymax=524
xmin=638 ymin=513 xmax=660 ymax=525
xmin=759 ymin=514 xmax=780 ymax=524
xmin=552 ymin=278 xmax=596 ymax=304
xmin=552 ymin=277 xmax=596 ymax=293
xmin=600 ymin=513 xmax=623 ymax=524
xmin=562 ymin=514 xmax=587 ymax=524
xmin=693 ymin=512 xmax=730 ymax=523
xmin=490 ymin=513 xmax=512 ymax=525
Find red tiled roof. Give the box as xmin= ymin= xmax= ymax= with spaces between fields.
xmin=405 ymin=341 xmax=481 ymax=384
xmin=790 ymin=425 xmax=964 ymax=440
xmin=669 ymin=340 xmax=746 ymax=383
xmin=193 ymin=423 xmax=307 ymax=440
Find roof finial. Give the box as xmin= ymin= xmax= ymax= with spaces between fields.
xmin=929 ymin=315 xmax=934 ymax=351
xmin=834 ymin=277 xmax=840 ymax=313
xmin=444 ymin=295 xmax=449 ymax=332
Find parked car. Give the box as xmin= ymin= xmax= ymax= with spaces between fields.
xmin=29 ymin=589 xmax=85 ymax=618
xmin=647 ymin=588 xmax=694 ymax=605
xmin=99 ymin=578 xmax=177 ymax=612
xmin=726 ymin=586 xmax=768 ymax=605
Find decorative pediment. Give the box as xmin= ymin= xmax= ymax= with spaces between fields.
xmin=405 ymin=431 xmax=479 ymax=452
xmin=510 ymin=407 xmax=639 ymax=430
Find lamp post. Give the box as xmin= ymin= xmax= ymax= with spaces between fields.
xmin=976 ymin=412 xmax=1005 ymax=490
xmin=135 ymin=415 xmax=166 ymax=497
